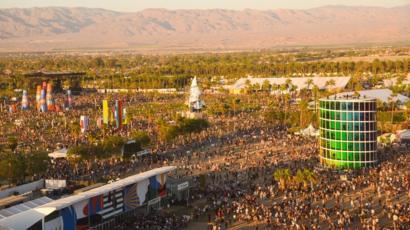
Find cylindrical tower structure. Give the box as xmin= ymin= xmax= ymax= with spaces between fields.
xmin=36 ymin=85 xmax=41 ymax=111
xmin=319 ymin=96 xmax=377 ymax=169
xmin=46 ymin=82 xmax=55 ymax=111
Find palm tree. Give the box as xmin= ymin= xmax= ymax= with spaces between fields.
xmin=388 ymin=93 xmax=398 ymax=124
xmin=262 ymin=80 xmax=271 ymax=93
xmin=285 ymin=78 xmax=293 ymax=90
xmin=294 ymin=169 xmax=317 ymax=190
xmin=302 ymin=169 xmax=317 ymax=190
xmin=305 ymin=78 xmax=314 ymax=91
xmin=244 ymin=79 xmax=252 ymax=93
xmin=312 ymin=84 xmax=319 ymax=114
xmin=325 ymin=79 xmax=336 ymax=91
xmin=274 ymin=168 xmax=291 ymax=190
xmin=294 ymin=169 xmax=305 ymax=189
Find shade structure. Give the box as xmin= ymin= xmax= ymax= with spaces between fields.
xmin=297 ymin=124 xmax=319 ymax=137
xmin=334 ymin=89 xmax=409 ymax=104
xmin=48 ymin=148 xmax=68 ymax=159
xmin=229 ymin=76 xmax=351 ymax=92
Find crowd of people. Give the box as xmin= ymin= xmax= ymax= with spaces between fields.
xmin=1 ymin=91 xmax=409 ymax=229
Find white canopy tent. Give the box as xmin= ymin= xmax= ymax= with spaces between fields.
xmin=296 ymin=124 xmax=319 ymax=137
xmin=397 ymin=130 xmax=410 ymax=140
xmin=229 ymin=76 xmax=351 ymax=92
xmin=48 ymin=148 xmax=68 ymax=159
xmin=0 ymin=197 xmax=53 ymax=221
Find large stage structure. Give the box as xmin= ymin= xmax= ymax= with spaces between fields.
xmin=24 ymin=72 xmax=86 ymax=94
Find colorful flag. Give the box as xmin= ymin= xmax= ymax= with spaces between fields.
xmin=122 ymin=108 xmax=128 ymax=125
xmin=86 ymin=195 xmax=104 ymax=216
xmin=103 ymin=100 xmax=109 ymax=125
xmin=123 ymin=183 xmax=139 ymax=211
xmin=98 ymin=189 xmax=123 ymax=219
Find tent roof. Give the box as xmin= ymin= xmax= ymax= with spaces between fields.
xmin=41 ymin=166 xmax=175 ymax=210
xmin=334 ymin=89 xmax=409 ymax=103
xmin=48 ymin=148 xmax=68 ymax=159
xmin=298 ymin=124 xmax=319 ymax=137
xmin=0 ymin=197 xmax=53 ymax=220
xmin=398 ymin=130 xmax=410 ymax=139
xmin=0 ymin=208 xmax=55 ymax=230
xmin=383 ymin=74 xmax=410 ymax=87
xmin=230 ymin=76 xmax=351 ymax=90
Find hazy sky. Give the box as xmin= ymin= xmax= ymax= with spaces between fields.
xmin=0 ymin=0 xmax=408 ymax=11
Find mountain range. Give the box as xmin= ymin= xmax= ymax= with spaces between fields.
xmin=0 ymin=5 xmax=409 ymax=52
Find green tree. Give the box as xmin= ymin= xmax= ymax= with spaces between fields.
xmin=274 ymin=168 xmax=291 ymax=190
xmin=131 ymin=130 xmax=151 ymax=148
xmin=7 ymin=136 xmax=18 ymax=152
xmin=261 ymin=80 xmax=271 ymax=92
xmin=26 ymin=151 xmax=50 ymax=179
xmin=325 ymin=79 xmax=336 ymax=90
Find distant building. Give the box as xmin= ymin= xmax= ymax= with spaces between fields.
xmin=24 ymin=71 xmax=86 ymax=93
xmin=334 ymin=89 xmax=409 ymax=104
xmin=227 ymin=76 xmax=351 ymax=94
xmin=383 ymin=74 xmax=410 ymax=87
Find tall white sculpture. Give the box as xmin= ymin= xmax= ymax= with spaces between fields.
xmin=188 ymin=77 xmax=205 ymax=112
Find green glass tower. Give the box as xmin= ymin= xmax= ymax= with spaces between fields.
xmin=319 ymin=96 xmax=377 ymax=169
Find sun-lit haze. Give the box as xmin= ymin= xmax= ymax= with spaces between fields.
xmin=0 ymin=0 xmax=409 ymax=230
xmin=0 ymin=0 xmax=409 ymax=11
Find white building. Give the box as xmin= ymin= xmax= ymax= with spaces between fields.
xmin=383 ymin=74 xmax=410 ymax=87
xmin=334 ymin=89 xmax=409 ymax=104
xmin=227 ymin=76 xmax=351 ymax=94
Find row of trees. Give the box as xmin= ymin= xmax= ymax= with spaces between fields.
xmin=157 ymin=117 xmax=210 ymax=142
xmin=273 ymin=168 xmax=317 ymax=190
xmin=0 ymin=145 xmax=50 ymax=185
xmin=1 ymin=51 xmax=409 ymax=92
xmin=67 ymin=130 xmax=152 ymax=161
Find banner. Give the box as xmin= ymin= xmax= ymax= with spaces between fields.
xmin=40 ymin=88 xmax=47 ymax=112
xmin=96 ymin=117 xmax=103 ymax=129
xmin=80 ymin=115 xmax=89 ymax=133
xmin=122 ymin=107 xmax=128 ymax=125
xmin=103 ymin=100 xmax=109 ymax=124
xmin=123 ymin=183 xmax=139 ymax=211
xmin=115 ymin=100 xmax=122 ymax=129
xmin=67 ymin=90 xmax=73 ymax=109
xmin=99 ymin=189 xmax=123 ymax=219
